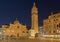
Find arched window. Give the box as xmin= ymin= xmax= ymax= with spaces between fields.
xmin=59 ymin=23 xmax=60 ymax=27
xmin=57 ymin=25 xmax=58 ymax=27
xmin=53 ymin=31 xmax=55 ymax=33
xmin=22 ymin=31 xmax=25 ymax=33
xmin=17 ymin=26 xmax=19 ymax=28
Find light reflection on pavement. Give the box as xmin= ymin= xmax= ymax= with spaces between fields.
xmin=0 ymin=37 xmax=60 ymax=42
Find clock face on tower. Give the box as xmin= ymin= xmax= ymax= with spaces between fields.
xmin=32 ymin=8 xmax=38 ymax=14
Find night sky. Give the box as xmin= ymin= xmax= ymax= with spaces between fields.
xmin=0 ymin=0 xmax=60 ymax=27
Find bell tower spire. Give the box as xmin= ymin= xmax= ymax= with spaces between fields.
xmin=32 ymin=0 xmax=38 ymax=14
xmin=33 ymin=0 xmax=36 ymax=7
xmin=31 ymin=0 xmax=38 ymax=33
xmin=33 ymin=1 xmax=36 ymax=6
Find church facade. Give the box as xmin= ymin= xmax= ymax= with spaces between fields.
xmin=2 ymin=19 xmax=27 ymax=37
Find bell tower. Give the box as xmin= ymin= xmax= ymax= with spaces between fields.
xmin=31 ymin=1 xmax=38 ymax=33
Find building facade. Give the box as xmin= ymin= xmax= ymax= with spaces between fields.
xmin=2 ymin=19 xmax=27 ymax=37
xmin=39 ymin=26 xmax=44 ymax=35
xmin=1 ymin=1 xmax=39 ymax=39
xmin=43 ymin=12 xmax=60 ymax=35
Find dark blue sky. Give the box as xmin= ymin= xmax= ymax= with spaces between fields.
xmin=0 ymin=0 xmax=60 ymax=27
